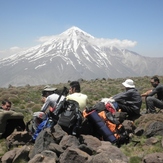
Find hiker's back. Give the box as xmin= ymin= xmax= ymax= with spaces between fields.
xmin=112 ymin=79 xmax=142 ymax=119
xmin=66 ymin=81 xmax=88 ymax=111
xmin=66 ymin=92 xmax=87 ymax=110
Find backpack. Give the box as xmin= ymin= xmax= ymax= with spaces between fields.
xmin=26 ymin=116 xmax=53 ymax=142
xmin=90 ymin=101 xmax=117 ymax=114
xmin=56 ymin=100 xmax=83 ymax=136
xmin=83 ymin=102 xmax=130 ymax=147
xmin=98 ymin=111 xmax=130 ymax=146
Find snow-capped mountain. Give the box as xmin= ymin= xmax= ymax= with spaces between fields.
xmin=0 ymin=26 xmax=163 ymax=87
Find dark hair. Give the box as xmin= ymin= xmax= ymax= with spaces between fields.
xmin=151 ymin=76 xmax=160 ymax=83
xmin=70 ymin=81 xmax=81 ymax=92
xmin=2 ymin=99 xmax=11 ymax=106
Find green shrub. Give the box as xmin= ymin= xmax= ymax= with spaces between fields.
xmin=0 ymin=138 xmax=8 ymax=156
xmin=31 ymin=104 xmax=42 ymax=112
xmin=129 ymin=156 xmax=142 ymax=163
xmin=8 ymin=96 xmax=20 ymax=104
xmin=26 ymin=102 xmax=36 ymax=108
xmin=1 ymin=93 xmax=11 ymax=100
xmin=8 ymin=88 xmax=20 ymax=95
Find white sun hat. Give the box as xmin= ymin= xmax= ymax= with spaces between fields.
xmin=43 ymin=85 xmax=57 ymax=91
xmin=122 ymin=79 xmax=135 ymax=88
xmin=44 ymin=87 xmax=57 ymax=91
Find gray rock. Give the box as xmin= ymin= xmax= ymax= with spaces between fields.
xmin=1 ymin=145 xmax=30 ymax=163
xmin=59 ymin=147 xmax=92 ymax=163
xmin=145 ymin=121 xmax=163 ymax=137
xmin=79 ymin=135 xmax=101 ymax=151
xmin=143 ymin=152 xmax=163 ymax=163
xmin=59 ymin=135 xmax=80 ymax=150
xmin=29 ymin=128 xmax=54 ymax=159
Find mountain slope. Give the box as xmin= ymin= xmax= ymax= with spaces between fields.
xmin=0 ymin=26 xmax=163 ymax=87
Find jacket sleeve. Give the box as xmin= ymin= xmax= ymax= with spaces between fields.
xmin=147 ymin=87 xmax=158 ymax=96
xmin=113 ymin=91 xmax=129 ymax=102
xmin=40 ymin=97 xmax=51 ymax=112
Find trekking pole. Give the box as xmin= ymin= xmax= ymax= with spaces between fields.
xmin=56 ymin=86 xmax=68 ymax=104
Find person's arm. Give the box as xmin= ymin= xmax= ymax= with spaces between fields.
xmin=141 ymin=90 xmax=152 ymax=97
xmin=40 ymin=97 xmax=51 ymax=112
xmin=113 ymin=92 xmax=128 ymax=101
xmin=147 ymin=88 xmax=158 ymax=96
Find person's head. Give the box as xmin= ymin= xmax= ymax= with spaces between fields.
xmin=1 ymin=99 xmax=12 ymax=111
xmin=69 ymin=81 xmax=81 ymax=94
xmin=122 ymin=79 xmax=135 ymax=89
xmin=41 ymin=86 xmax=58 ymax=103
xmin=151 ymin=76 xmax=160 ymax=88
xmin=42 ymin=86 xmax=58 ymax=97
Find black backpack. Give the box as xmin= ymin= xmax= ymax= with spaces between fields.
xmin=56 ymin=100 xmax=83 ymax=135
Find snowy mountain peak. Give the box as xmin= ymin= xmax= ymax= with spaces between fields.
xmin=60 ymin=26 xmax=94 ymax=39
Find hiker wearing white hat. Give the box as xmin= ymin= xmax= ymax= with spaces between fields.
xmin=122 ymin=79 xmax=135 ymax=88
xmin=112 ymin=79 xmax=142 ymax=120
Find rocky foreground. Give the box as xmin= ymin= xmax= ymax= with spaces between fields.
xmin=1 ymin=113 xmax=163 ymax=163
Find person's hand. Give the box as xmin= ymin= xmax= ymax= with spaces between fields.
xmin=141 ymin=90 xmax=152 ymax=97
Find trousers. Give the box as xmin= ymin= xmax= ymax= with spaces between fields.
xmin=146 ymin=96 xmax=163 ymax=113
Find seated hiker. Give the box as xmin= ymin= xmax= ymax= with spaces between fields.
xmin=40 ymin=86 xmax=66 ymax=113
xmin=111 ymin=79 xmax=142 ymax=120
xmin=55 ymin=81 xmax=88 ymax=136
xmin=31 ymin=86 xmax=66 ymax=139
xmin=66 ymin=81 xmax=88 ymax=110
xmin=0 ymin=99 xmax=25 ymax=138
xmin=141 ymin=76 xmax=163 ymax=113
xmin=28 ymin=87 xmax=68 ymax=141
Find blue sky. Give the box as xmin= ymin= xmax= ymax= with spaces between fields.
xmin=0 ymin=0 xmax=163 ymax=58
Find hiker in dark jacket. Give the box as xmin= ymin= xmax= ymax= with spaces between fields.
xmin=112 ymin=79 xmax=142 ymax=120
xmin=141 ymin=76 xmax=163 ymax=113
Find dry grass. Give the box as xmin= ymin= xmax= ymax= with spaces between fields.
xmin=0 ymin=75 xmax=162 ymax=121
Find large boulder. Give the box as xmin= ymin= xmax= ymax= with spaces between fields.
xmin=1 ymin=145 xmax=30 ymax=163
xmin=6 ymin=131 xmax=32 ymax=149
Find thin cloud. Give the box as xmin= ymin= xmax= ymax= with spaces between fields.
xmin=0 ymin=46 xmax=28 ymax=58
xmin=36 ymin=35 xmax=56 ymax=42
xmin=36 ymin=35 xmax=137 ymax=49
xmin=10 ymin=46 xmax=21 ymax=51
xmin=91 ymin=38 xmax=137 ymax=48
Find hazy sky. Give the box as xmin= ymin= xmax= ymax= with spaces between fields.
xmin=0 ymin=0 xmax=163 ymax=58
